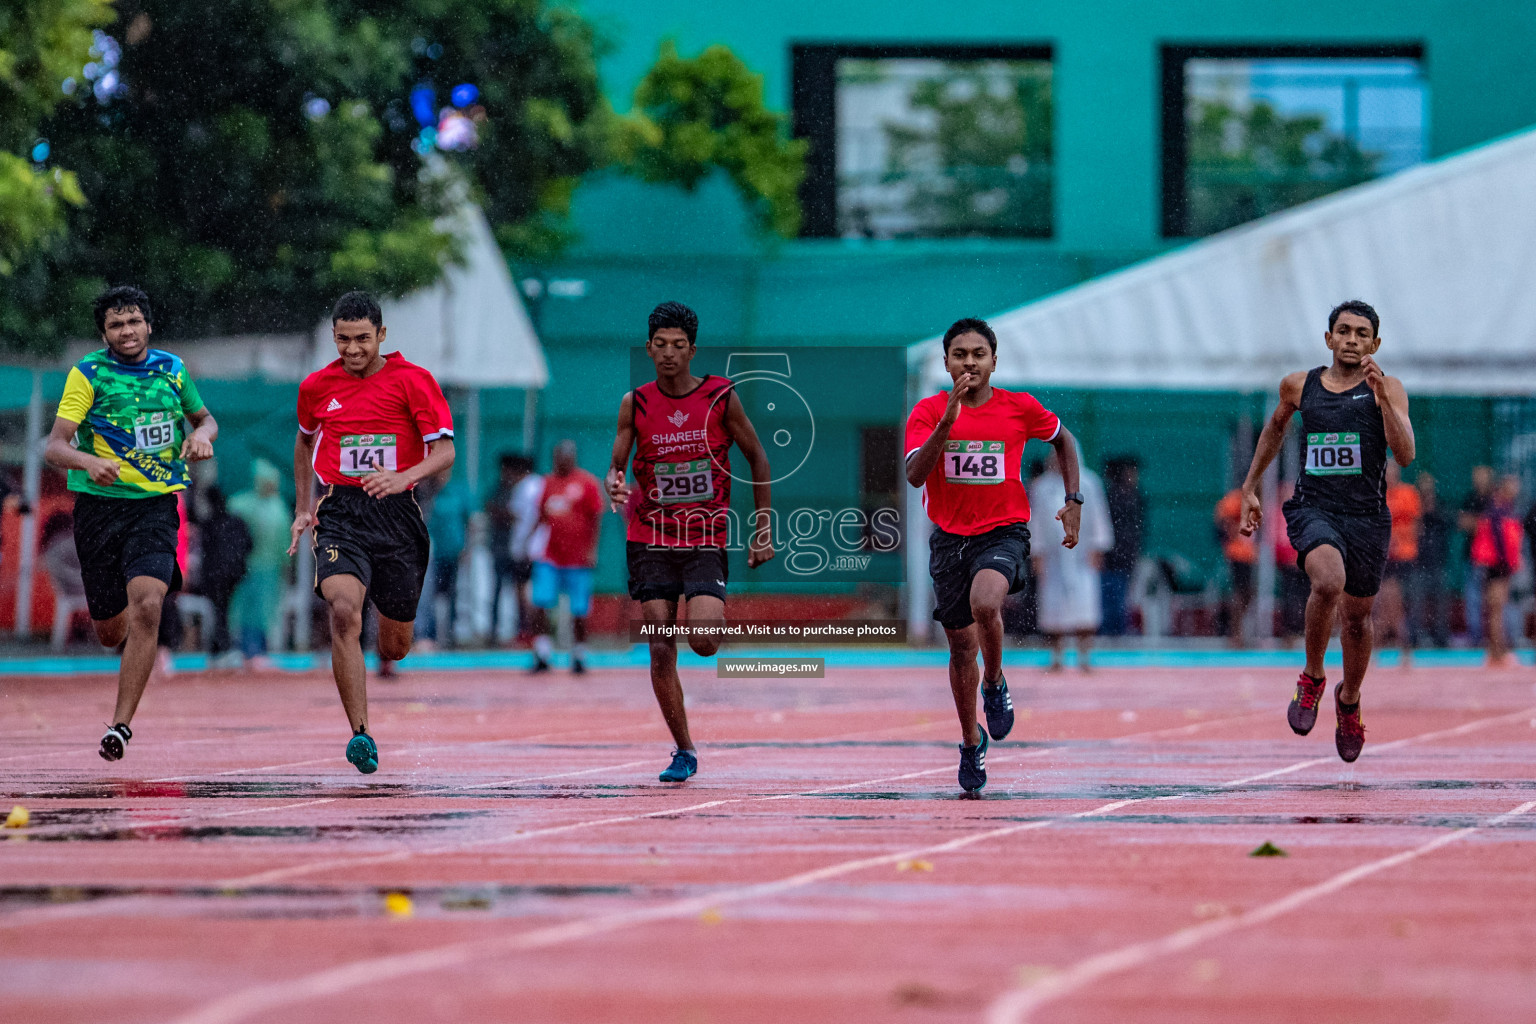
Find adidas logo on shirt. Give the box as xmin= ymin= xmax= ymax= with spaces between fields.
xmin=326 ymin=398 xmax=343 ymax=411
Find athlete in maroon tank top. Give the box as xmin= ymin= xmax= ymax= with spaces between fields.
xmin=606 ymin=301 xmax=776 ymax=783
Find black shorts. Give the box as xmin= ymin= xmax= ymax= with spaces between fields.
xmin=627 ymin=542 xmax=728 ymax=603
xmin=929 ymin=522 xmax=1031 ymax=631
xmin=312 ymin=485 xmax=430 ymax=621
xmin=1283 ymin=501 xmax=1392 ymax=599
xmin=72 ymin=491 xmax=182 ymax=620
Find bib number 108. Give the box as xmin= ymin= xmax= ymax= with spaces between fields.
xmin=1304 ymin=432 xmax=1362 ymax=476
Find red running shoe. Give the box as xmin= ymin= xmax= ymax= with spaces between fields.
xmin=1287 ymin=672 xmax=1326 ymax=735
xmin=1334 ymin=687 xmax=1365 ymax=762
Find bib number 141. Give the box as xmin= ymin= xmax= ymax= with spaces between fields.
xmin=340 ymin=434 xmax=398 ymax=477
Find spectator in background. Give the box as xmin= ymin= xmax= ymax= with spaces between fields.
xmin=509 ymin=453 xmax=545 ymax=646
xmin=529 ymin=440 xmax=604 ymax=674
xmin=1471 ymin=474 xmax=1523 ymax=665
xmin=1216 ymin=487 xmax=1256 ymax=646
xmin=486 ymin=453 xmax=534 ymax=644
xmin=419 ymin=470 xmax=472 ymax=648
xmin=1275 ymin=481 xmax=1308 ymax=640
xmin=1376 ymin=462 xmax=1422 ymax=661
xmin=229 ymin=459 xmax=291 ymax=668
xmin=1458 ymin=465 xmax=1495 ymax=643
xmin=1100 ymin=456 xmax=1145 ymax=636
xmin=41 ymin=511 xmax=86 ymax=645
xmin=197 ymin=487 xmax=251 ymax=659
xmin=1029 ymin=450 xmax=1113 ymax=671
xmin=1412 ymin=471 xmax=1452 ymax=648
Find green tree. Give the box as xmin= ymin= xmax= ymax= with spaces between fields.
xmin=1184 ymin=97 xmax=1379 ymax=235
xmin=882 ymin=60 xmax=1053 ymax=238
xmin=0 ymin=0 xmax=112 ymax=275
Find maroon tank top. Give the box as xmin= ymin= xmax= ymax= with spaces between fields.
xmin=628 ymin=375 xmax=734 ymax=547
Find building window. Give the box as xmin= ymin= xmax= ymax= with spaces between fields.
xmin=793 ymin=44 xmax=1053 ymax=239
xmin=1162 ymin=45 xmax=1427 ymax=237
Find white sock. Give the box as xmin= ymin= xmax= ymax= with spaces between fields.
xmin=534 ymin=635 xmax=553 ymax=660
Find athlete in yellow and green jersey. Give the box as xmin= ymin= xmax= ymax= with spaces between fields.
xmin=44 ymin=286 xmax=219 ymax=762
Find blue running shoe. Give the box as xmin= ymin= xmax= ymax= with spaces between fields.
xmin=658 ymin=749 xmax=697 ymax=782
xmin=958 ymin=728 xmax=988 ymax=793
xmin=982 ymin=675 xmax=1015 ymax=741
xmin=346 ymin=731 xmax=378 ymax=774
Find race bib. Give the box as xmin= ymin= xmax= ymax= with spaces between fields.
xmin=943 ymin=440 xmax=1005 ymax=485
xmin=654 ymin=459 xmax=714 ymax=504
xmin=339 ymin=433 xmax=397 ymax=477
xmin=133 ymin=411 xmax=177 ymax=453
xmin=1304 ymin=432 xmax=1362 ymax=476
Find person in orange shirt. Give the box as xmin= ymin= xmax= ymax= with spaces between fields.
xmin=1376 ymin=462 xmax=1422 ymax=661
xmin=1216 ymin=488 xmax=1257 ymax=646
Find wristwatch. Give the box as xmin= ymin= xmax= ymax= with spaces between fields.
xmin=1063 ymin=492 xmax=1084 ymax=505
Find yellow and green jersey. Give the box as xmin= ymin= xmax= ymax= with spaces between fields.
xmin=56 ymin=348 xmax=206 ymax=499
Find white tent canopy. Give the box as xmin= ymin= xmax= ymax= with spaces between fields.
xmin=913 ymin=126 xmax=1536 ymax=396
xmin=311 ymin=203 xmax=546 ymax=388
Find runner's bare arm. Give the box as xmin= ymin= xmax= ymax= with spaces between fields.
xmin=606 ymin=391 xmax=636 ymax=512
xmin=1049 ymin=425 xmax=1083 ymax=549
xmin=289 ymin=429 xmax=318 ymax=555
xmin=724 ymin=390 xmax=775 ymax=568
xmin=361 ymin=437 xmax=455 ymax=498
xmin=44 ymin=416 xmax=119 ymax=486
xmin=1362 ymin=359 xmax=1415 ymax=465
xmin=181 ymin=407 xmax=217 ymax=462
xmin=904 ymin=373 xmax=978 ymax=487
xmin=1238 ymin=371 xmax=1306 ymax=536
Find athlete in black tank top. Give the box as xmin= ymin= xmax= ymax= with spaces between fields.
xmin=1236 ymin=301 xmax=1416 ymax=763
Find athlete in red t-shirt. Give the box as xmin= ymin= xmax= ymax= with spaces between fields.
xmin=528 ymin=439 xmax=605 ymax=674
xmin=605 ymin=301 xmax=775 ymax=782
xmin=287 ymin=291 xmax=455 ymax=774
xmin=906 ymin=317 xmax=1082 ymax=793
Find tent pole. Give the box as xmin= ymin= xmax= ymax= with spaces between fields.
xmin=465 ymin=386 xmax=481 ymax=499
xmin=903 ymin=367 xmax=930 ymax=644
xmin=1255 ymin=391 xmax=1279 ymax=642
xmin=14 ymin=369 xmax=44 ymax=638
xmin=522 ymin=387 xmax=537 ymax=455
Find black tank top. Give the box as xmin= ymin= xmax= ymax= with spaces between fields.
xmin=1290 ymin=367 xmax=1388 ymax=516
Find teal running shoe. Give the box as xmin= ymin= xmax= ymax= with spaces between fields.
xmin=658 ymin=749 xmax=697 ymax=782
xmin=346 ymin=731 xmax=378 ymax=774
xmin=982 ymin=674 xmax=1015 ymax=741
xmin=958 ymin=728 xmax=988 ymax=793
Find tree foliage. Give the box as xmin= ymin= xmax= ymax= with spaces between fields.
xmin=0 ymin=0 xmax=112 ymax=275
xmin=1184 ymin=97 xmax=1379 ymax=236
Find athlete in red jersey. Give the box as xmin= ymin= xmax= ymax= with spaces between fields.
xmin=287 ymin=291 xmax=455 ymax=774
xmin=906 ymin=317 xmax=1082 ymax=793
xmin=528 ymin=439 xmax=605 ymax=674
xmin=605 ymin=301 xmax=775 ymax=782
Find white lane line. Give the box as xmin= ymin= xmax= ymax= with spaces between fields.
xmin=984 ymin=799 xmax=1536 ymax=1024
xmin=158 ymin=707 xmax=1536 ymax=1024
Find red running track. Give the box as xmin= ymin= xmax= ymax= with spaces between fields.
xmin=2 ymin=662 xmax=1535 ymax=1023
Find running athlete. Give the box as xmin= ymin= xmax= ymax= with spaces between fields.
xmin=1239 ymin=300 xmax=1415 ymax=762
xmin=44 ymin=286 xmax=218 ymax=761
xmin=288 ymin=292 xmax=455 ymax=774
xmin=906 ymin=317 xmax=1082 ymax=793
xmin=605 ymin=301 xmax=775 ymax=782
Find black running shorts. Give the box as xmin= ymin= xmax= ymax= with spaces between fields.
xmin=626 ymin=541 xmax=728 ymax=603
xmin=929 ymin=522 xmax=1032 ymax=631
xmin=312 ymin=485 xmax=430 ymax=621
xmin=72 ymin=491 xmax=182 ymax=621
xmin=1283 ymin=500 xmax=1392 ymax=599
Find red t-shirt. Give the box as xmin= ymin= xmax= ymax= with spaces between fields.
xmin=538 ymin=468 xmax=604 ymax=568
xmin=904 ymin=387 xmax=1061 ymax=536
xmin=297 ymin=353 xmax=454 ymax=488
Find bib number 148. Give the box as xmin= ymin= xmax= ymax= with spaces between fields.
xmin=943 ymin=440 xmax=1005 ymax=484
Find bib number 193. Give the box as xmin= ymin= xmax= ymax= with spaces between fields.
xmin=943 ymin=440 xmax=1005 ymax=484
xmin=340 ymin=434 xmax=398 ymax=477
xmin=1304 ymin=432 xmax=1362 ymax=476
xmin=133 ymin=412 xmax=176 ymax=452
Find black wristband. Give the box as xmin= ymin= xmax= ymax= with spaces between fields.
xmin=1064 ymin=492 xmax=1084 ymax=505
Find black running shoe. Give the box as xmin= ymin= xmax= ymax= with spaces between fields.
xmin=99 ymin=723 xmax=131 ymax=762
xmin=571 ymin=658 xmax=587 ymax=676
xmin=1334 ymin=687 xmax=1366 ymax=763
xmin=958 ymin=728 xmax=988 ymax=793
xmin=982 ymin=675 xmax=1015 ymax=741
xmin=1287 ymin=672 xmax=1326 ymax=735
xmin=529 ymin=657 xmax=551 ymax=675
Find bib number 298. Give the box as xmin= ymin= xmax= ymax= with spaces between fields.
xmin=340 ymin=434 xmax=398 ymax=477
xmin=654 ymin=460 xmax=714 ymax=504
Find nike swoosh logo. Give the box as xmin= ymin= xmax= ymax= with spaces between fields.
xmin=1353 ymin=394 xmax=1371 ymax=399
